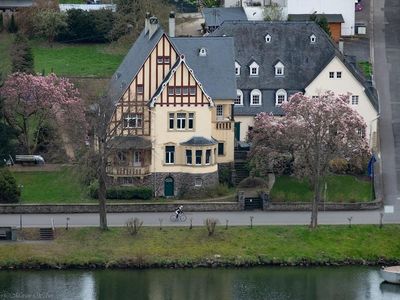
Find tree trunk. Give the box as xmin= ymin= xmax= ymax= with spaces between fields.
xmin=98 ymin=142 xmax=108 ymax=230
xmin=310 ymin=178 xmax=321 ymax=229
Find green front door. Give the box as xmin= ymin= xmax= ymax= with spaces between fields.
xmin=234 ymin=122 xmax=241 ymax=141
xmin=164 ymin=177 xmax=174 ymax=197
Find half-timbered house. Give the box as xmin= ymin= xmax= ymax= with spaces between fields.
xmin=106 ymin=14 xmax=236 ymax=197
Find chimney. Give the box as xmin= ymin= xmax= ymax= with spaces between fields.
xmin=169 ymin=11 xmax=175 ymax=37
xmin=148 ymin=16 xmax=159 ymax=39
xmin=338 ymin=39 xmax=344 ymax=54
xmin=144 ymin=12 xmax=151 ymax=34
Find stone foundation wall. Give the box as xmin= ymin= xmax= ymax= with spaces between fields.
xmin=109 ymin=171 xmax=219 ymax=197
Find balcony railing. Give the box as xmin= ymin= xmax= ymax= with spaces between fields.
xmin=215 ymin=121 xmax=232 ymax=130
xmin=106 ymin=165 xmax=150 ymax=177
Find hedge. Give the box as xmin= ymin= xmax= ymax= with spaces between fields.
xmin=89 ymin=182 xmax=153 ymax=200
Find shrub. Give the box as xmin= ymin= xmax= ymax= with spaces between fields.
xmin=89 ymin=183 xmax=153 ymax=200
xmin=204 ymin=218 xmax=219 ymax=236
xmin=0 ymin=14 xmax=3 ymax=32
xmin=126 ymin=217 xmax=143 ymax=235
xmin=0 ymin=168 xmax=20 ymax=203
xmin=205 ymin=184 xmax=231 ymax=198
xmin=219 ymin=167 xmax=232 ymax=186
xmin=329 ymin=158 xmax=348 ymax=174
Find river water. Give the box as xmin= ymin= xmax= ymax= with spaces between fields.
xmin=0 ymin=266 xmax=399 ymax=300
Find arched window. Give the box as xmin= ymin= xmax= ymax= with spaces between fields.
xmin=235 ymin=61 xmax=241 ymax=76
xmin=275 ymin=61 xmax=285 ymax=76
xmin=235 ymin=89 xmax=243 ymax=105
xmin=199 ymin=47 xmax=207 ymax=56
xmin=250 ymin=89 xmax=262 ymax=106
xmin=310 ymin=34 xmax=316 ymax=44
xmin=265 ymin=34 xmax=271 ymax=43
xmin=275 ymin=89 xmax=287 ymax=106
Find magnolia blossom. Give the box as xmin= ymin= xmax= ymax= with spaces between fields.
xmin=249 ymin=91 xmax=370 ymax=228
xmin=1 ymin=72 xmax=86 ymax=154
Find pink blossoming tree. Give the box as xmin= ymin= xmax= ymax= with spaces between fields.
xmin=249 ymin=92 xmax=370 ymax=228
xmin=0 ymin=73 xmax=85 ymax=155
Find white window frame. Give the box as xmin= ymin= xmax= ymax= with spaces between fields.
xmin=249 ymin=61 xmax=259 ymax=76
xmin=205 ymin=149 xmax=211 ymax=165
xmin=165 ymin=146 xmax=175 ymax=164
xmin=351 ymin=95 xmax=359 ymax=105
xmin=176 ymin=112 xmax=186 ymax=130
xmin=275 ymin=89 xmax=287 ymax=106
xmin=250 ymin=89 xmax=262 ymax=106
xmin=310 ymin=34 xmax=316 ymax=44
xmin=199 ymin=48 xmax=207 ymax=56
xmin=265 ymin=34 xmax=271 ymax=43
xmin=186 ymin=149 xmax=192 ymax=165
xmin=235 ymin=61 xmax=241 ymax=76
xmin=123 ymin=113 xmax=143 ymax=129
xmin=329 ymin=72 xmax=334 ymax=78
xmin=336 ymin=71 xmax=342 ymax=78
xmin=169 ymin=113 xmax=175 ymax=129
xmin=216 ymin=105 xmax=224 ymax=120
xmin=275 ymin=61 xmax=285 ymax=76
xmin=188 ymin=113 xmax=194 ymax=129
xmin=195 ymin=150 xmax=202 ymax=165
xmin=235 ymin=89 xmax=243 ymax=106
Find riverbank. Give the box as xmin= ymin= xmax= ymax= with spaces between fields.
xmin=0 ymin=225 xmax=399 ymax=269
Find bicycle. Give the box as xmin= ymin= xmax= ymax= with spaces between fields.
xmin=170 ymin=212 xmax=187 ymax=222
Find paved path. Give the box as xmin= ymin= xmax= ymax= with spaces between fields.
xmin=0 ymin=211 xmax=397 ymax=228
xmin=371 ymin=0 xmax=400 ymax=220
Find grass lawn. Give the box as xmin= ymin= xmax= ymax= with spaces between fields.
xmin=0 ymin=225 xmax=399 ymax=268
xmin=12 ymin=167 xmax=93 ymax=203
xmin=270 ymin=175 xmax=373 ymax=202
xmin=0 ymin=33 xmax=13 ymax=75
xmin=32 ymin=41 xmax=125 ymax=77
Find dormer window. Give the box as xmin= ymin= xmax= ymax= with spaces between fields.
xmin=235 ymin=89 xmax=243 ymax=105
xmin=275 ymin=89 xmax=287 ymax=106
xmin=310 ymin=34 xmax=316 ymax=44
xmin=235 ymin=61 xmax=241 ymax=76
xmin=275 ymin=61 xmax=284 ymax=76
xmin=265 ymin=34 xmax=271 ymax=43
xmin=199 ymin=48 xmax=207 ymax=56
xmin=249 ymin=61 xmax=259 ymax=76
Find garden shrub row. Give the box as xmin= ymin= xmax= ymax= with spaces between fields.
xmin=89 ymin=182 xmax=153 ymax=200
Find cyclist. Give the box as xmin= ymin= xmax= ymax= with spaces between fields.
xmin=175 ymin=205 xmax=184 ymax=219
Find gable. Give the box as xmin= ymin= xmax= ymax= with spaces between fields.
xmin=305 ymin=56 xmax=378 ymax=112
xmin=149 ymin=57 xmax=213 ymax=107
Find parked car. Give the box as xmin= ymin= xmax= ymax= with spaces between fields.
xmin=15 ymin=155 xmax=45 ymax=165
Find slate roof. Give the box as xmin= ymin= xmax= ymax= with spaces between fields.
xmin=109 ymin=23 xmax=236 ymax=105
xmin=172 ymin=36 xmax=237 ymax=100
xmin=288 ymin=14 xmax=345 ymax=23
xmin=108 ymin=136 xmax=152 ymax=150
xmin=108 ymin=27 xmax=164 ymax=104
xmin=181 ymin=136 xmax=218 ymax=146
xmin=202 ymin=7 xmax=247 ymax=28
xmin=211 ymin=21 xmax=378 ymax=114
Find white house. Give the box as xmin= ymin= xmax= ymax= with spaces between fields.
xmin=223 ymin=0 xmax=355 ymax=36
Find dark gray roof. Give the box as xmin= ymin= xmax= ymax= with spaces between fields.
xmin=0 ymin=0 xmax=32 ymax=9
xmin=211 ymin=21 xmax=378 ymax=114
xmin=109 ymin=25 xmax=164 ymax=104
xmin=211 ymin=21 xmax=337 ymax=91
xmin=288 ymin=14 xmax=345 ymax=23
xmin=172 ymin=36 xmax=237 ymax=100
xmin=109 ymin=24 xmax=236 ymax=104
xmin=108 ymin=136 xmax=152 ymax=150
xmin=202 ymin=7 xmax=247 ymax=27
xmin=181 ymin=136 xmax=218 ymax=146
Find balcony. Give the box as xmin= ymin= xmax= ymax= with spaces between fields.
xmin=106 ymin=165 xmax=150 ymax=177
xmin=215 ymin=121 xmax=232 ymax=130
